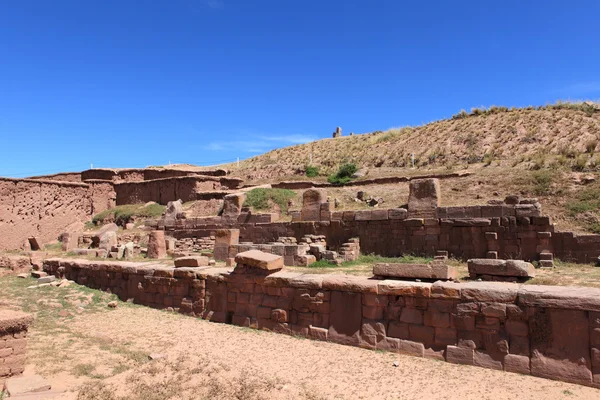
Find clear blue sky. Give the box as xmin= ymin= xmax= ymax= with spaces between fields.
xmin=1 ymin=0 xmax=599 ymax=177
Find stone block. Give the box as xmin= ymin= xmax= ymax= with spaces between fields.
xmin=174 ymin=256 xmax=209 ymax=267
xmin=301 ymin=189 xmax=327 ymax=221
xmin=468 ymin=259 xmax=535 ymax=279
xmin=408 ymin=178 xmax=440 ymax=218
xmin=234 ymin=250 xmax=283 ymax=271
xmin=373 ymin=262 xmax=456 ymax=280
xmin=147 ymin=231 xmax=167 ymax=259
xmin=388 ymin=208 xmax=408 ymax=220
xmin=4 ymin=375 xmax=51 ymax=396
xmin=446 ymin=345 xmax=474 ymax=365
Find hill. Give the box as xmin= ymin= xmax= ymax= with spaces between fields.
xmin=230 ymin=102 xmax=600 ymax=182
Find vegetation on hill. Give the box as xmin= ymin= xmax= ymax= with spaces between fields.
xmin=92 ymin=203 xmax=166 ymax=226
xmin=231 ymin=102 xmax=600 ymax=181
xmin=327 ymin=163 xmax=358 ymax=185
xmin=244 ymin=188 xmax=296 ymax=213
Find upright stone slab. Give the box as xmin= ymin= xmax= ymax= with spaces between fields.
xmin=222 ymin=193 xmax=246 ymax=220
xmin=147 ymin=230 xmax=167 ymax=259
xmin=164 ymin=199 xmax=184 ymax=221
xmin=27 ymin=237 xmax=41 ymax=251
xmin=301 ymin=189 xmax=327 ymax=221
xmin=214 ymin=229 xmax=240 ymax=261
xmin=408 ymin=178 xmax=440 ymax=218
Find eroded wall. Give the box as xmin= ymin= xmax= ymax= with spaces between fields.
xmin=0 ymin=178 xmax=114 ymax=250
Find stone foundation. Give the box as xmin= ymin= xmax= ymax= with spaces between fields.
xmin=0 ymin=310 xmax=33 ymax=388
xmin=43 ymin=257 xmax=600 ymax=388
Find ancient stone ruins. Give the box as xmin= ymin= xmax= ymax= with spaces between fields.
xmin=2 ymin=169 xmax=600 ymax=390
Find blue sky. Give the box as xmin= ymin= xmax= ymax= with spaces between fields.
xmin=1 ymin=0 xmax=599 ymax=177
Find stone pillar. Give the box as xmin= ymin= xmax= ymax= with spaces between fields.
xmin=214 ymin=229 xmax=240 ymax=261
xmin=408 ymin=178 xmax=441 ymax=219
xmin=301 ymin=189 xmax=327 ymax=222
xmin=332 ymin=127 xmax=342 ymax=138
xmin=147 ymin=230 xmax=167 ymax=259
xmin=222 ymin=193 xmax=246 ymax=221
xmin=0 ymin=310 xmax=33 ymax=385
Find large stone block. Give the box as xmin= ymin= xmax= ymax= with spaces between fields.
xmin=147 ymin=230 xmax=167 ymax=259
xmin=373 ymin=262 xmax=456 ymax=280
xmin=408 ymin=178 xmax=440 ymax=218
xmin=530 ymin=308 xmax=592 ymax=384
xmin=234 ymin=250 xmax=283 ymax=271
xmin=328 ymin=291 xmax=362 ymax=345
xmin=468 ymin=259 xmax=535 ymax=279
xmin=174 ymin=256 xmax=209 ymax=268
xmin=301 ymin=189 xmax=327 ymax=221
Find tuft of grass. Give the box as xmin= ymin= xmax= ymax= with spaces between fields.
xmin=244 ymin=188 xmax=296 ymax=213
xmin=73 ymin=362 xmax=96 ymax=377
xmin=308 ymin=254 xmax=433 ymax=269
xmin=327 ymin=163 xmax=358 ymax=185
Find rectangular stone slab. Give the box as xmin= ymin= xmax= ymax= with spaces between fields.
xmin=467 ymin=259 xmax=535 ymax=278
xmin=373 ymin=262 xmax=456 ymax=280
xmin=234 ymin=250 xmax=283 ymax=270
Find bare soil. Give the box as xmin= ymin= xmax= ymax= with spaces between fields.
xmin=1 ymin=276 xmax=598 ymax=400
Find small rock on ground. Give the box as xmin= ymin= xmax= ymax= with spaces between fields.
xmin=107 ymin=301 xmax=118 ymax=308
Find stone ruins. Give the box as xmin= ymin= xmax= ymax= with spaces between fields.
xmin=4 ymin=170 xmax=600 ymax=390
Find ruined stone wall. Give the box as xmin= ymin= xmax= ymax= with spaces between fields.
xmin=147 ymin=204 xmax=600 ymax=263
xmin=0 ymin=178 xmax=114 ymax=250
xmin=114 ymin=176 xmax=243 ymax=206
xmin=81 ymin=168 xmax=229 ymax=182
xmin=26 ymin=172 xmax=83 ymax=183
xmin=0 ymin=310 xmax=32 ymax=387
xmin=43 ymin=258 xmax=600 ymax=388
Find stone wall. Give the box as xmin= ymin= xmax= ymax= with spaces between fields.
xmin=114 ymin=176 xmax=243 ymax=206
xmin=0 ymin=178 xmax=114 ymax=250
xmin=42 ymin=257 xmax=600 ymax=388
xmin=0 ymin=310 xmax=33 ymax=388
xmin=80 ymin=168 xmax=229 ymax=183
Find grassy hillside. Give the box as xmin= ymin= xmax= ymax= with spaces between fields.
xmin=230 ymin=103 xmax=600 ymax=182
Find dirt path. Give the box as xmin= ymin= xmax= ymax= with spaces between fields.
xmin=1 ymin=276 xmax=597 ymax=400
xmin=52 ymin=307 xmax=598 ymax=400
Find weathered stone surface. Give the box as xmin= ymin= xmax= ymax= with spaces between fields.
xmin=234 ymin=250 xmax=283 ymax=271
xmin=519 ymin=285 xmax=600 ymax=311
xmin=377 ymin=280 xmax=431 ymax=297
xmin=460 ymin=282 xmax=518 ymax=303
xmin=504 ymin=354 xmax=531 ymax=375
xmin=98 ymin=231 xmax=117 ymax=252
xmin=408 ymin=178 xmax=440 ymax=218
xmin=37 ymin=276 xmax=56 ymax=284
xmin=174 ymin=256 xmax=209 ymax=268
xmin=222 ymin=193 xmax=245 ymax=219
xmin=0 ymin=310 xmax=33 ymax=333
xmin=530 ymin=309 xmax=592 ymax=384
xmin=147 ymin=230 xmax=167 ymax=259
xmin=92 ymin=223 xmax=118 ymax=248
xmin=468 ymin=259 xmax=535 ymax=279
xmin=164 ymin=199 xmax=184 ymax=221
xmin=5 ymin=375 xmax=51 ymax=395
xmin=373 ymin=262 xmax=456 ymax=280
xmin=301 ymin=189 xmax=327 ymax=221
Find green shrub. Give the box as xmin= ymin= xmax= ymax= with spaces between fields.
xmin=530 ymin=170 xmax=555 ymax=196
xmin=305 ymin=165 xmax=319 ymax=178
xmin=244 ymin=188 xmax=296 ymax=213
xmin=571 ymin=155 xmax=588 ymax=172
xmin=92 ymin=204 xmax=166 ymax=226
xmin=327 ymin=163 xmax=358 ymax=185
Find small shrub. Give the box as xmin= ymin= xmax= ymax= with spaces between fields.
xmin=305 ymin=165 xmax=319 ymax=177
xmin=327 ymin=163 xmax=358 ymax=185
xmin=92 ymin=204 xmax=166 ymax=226
xmin=571 ymin=155 xmax=588 ymax=172
xmin=244 ymin=188 xmax=296 ymax=213
xmin=530 ymin=170 xmax=555 ymax=196
xmin=586 ymin=139 xmax=598 ymax=154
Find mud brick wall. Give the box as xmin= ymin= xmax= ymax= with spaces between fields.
xmin=114 ymin=176 xmax=243 ymax=206
xmin=0 ymin=310 xmax=33 ymax=387
xmin=0 ymin=178 xmax=114 ymax=250
xmin=81 ymin=168 xmax=228 ymax=182
xmin=42 ymin=257 xmax=600 ymax=388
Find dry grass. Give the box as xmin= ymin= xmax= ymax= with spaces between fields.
xmin=226 ymin=106 xmax=600 ymax=182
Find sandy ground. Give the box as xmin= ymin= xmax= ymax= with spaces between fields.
xmin=37 ymin=306 xmax=599 ymax=400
